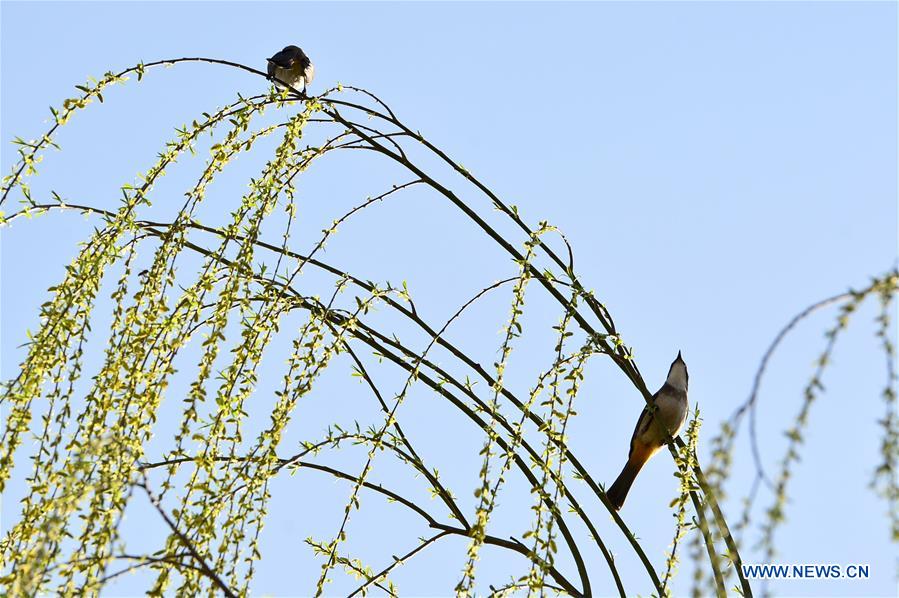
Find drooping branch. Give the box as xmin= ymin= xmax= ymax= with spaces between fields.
xmin=0 ymin=54 xmax=779 ymax=597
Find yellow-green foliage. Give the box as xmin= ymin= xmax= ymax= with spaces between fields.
xmin=0 ymin=57 xmax=893 ymax=598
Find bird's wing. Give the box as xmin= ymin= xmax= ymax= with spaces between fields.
xmin=627 ymin=405 xmax=652 ymax=458
xmin=267 ymin=48 xmax=298 ymax=69
xmin=626 ymin=389 xmax=662 ymax=458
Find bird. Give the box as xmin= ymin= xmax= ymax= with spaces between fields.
xmin=267 ymin=45 xmax=315 ymax=95
xmin=607 ymin=351 xmax=689 ymax=511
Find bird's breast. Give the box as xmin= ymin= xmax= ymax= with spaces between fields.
xmin=654 ymin=390 xmax=688 ymax=436
xmin=272 ymin=64 xmax=306 ymax=87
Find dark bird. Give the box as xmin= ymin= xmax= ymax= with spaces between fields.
xmin=267 ymin=45 xmax=315 ymax=95
xmin=607 ymin=351 xmax=689 ymax=511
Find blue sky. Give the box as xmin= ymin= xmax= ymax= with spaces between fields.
xmin=1 ymin=1 xmax=897 ymax=596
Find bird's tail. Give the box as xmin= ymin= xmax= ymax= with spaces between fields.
xmin=607 ymin=457 xmax=646 ymax=511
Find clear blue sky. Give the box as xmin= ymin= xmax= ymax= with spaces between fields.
xmin=1 ymin=2 xmax=897 ymax=596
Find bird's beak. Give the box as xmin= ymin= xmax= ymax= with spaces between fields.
xmin=676 ymin=350 xmax=683 ymax=361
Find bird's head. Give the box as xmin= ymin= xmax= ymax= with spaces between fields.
xmin=666 ymin=350 xmax=688 ymax=392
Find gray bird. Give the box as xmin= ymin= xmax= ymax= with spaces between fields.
xmin=607 ymin=351 xmax=689 ymax=510
xmin=267 ymin=45 xmax=315 ymax=95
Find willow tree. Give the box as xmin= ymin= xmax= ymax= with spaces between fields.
xmin=0 ymin=57 xmax=895 ymax=597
